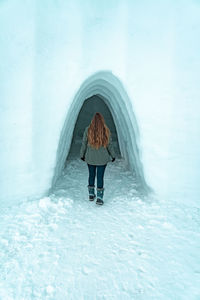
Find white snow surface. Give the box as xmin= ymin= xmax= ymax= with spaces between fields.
xmin=0 ymin=159 xmax=199 ymax=299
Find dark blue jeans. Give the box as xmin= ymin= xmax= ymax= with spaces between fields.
xmin=87 ymin=164 xmax=107 ymax=189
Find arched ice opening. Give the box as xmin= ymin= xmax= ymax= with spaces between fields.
xmin=51 ymin=71 xmax=151 ymax=194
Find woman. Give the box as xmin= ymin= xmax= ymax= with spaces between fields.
xmin=80 ymin=112 xmax=116 ymax=205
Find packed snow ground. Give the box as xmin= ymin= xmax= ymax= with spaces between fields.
xmin=0 ymin=158 xmax=200 ymax=300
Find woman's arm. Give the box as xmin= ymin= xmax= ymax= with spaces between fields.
xmin=107 ymin=134 xmax=116 ymax=159
xmin=80 ymin=127 xmax=88 ymax=158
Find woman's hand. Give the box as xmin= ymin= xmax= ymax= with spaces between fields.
xmin=112 ymin=158 xmax=115 ymax=162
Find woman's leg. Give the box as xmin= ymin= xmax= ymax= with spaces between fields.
xmin=87 ymin=164 xmax=96 ymax=186
xmin=96 ymin=164 xmax=107 ymax=189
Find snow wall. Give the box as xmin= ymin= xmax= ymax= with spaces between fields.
xmin=0 ymin=0 xmax=200 ymax=207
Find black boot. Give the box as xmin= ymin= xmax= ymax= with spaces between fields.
xmin=96 ymin=187 xmax=104 ymax=205
xmin=88 ymin=185 xmax=96 ymax=201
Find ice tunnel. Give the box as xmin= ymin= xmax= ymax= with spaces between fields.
xmin=51 ymin=71 xmax=151 ymax=193
xmin=67 ymin=95 xmax=121 ymax=160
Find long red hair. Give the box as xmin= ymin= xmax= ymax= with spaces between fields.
xmin=88 ymin=113 xmax=110 ymax=149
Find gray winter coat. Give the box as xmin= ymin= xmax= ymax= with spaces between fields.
xmin=80 ymin=126 xmax=116 ymax=166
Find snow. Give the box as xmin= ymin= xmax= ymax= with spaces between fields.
xmin=0 ymin=0 xmax=200 ymax=297
xmin=0 ymin=158 xmax=200 ymax=299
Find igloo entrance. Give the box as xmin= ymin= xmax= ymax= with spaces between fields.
xmin=67 ymin=95 xmax=121 ymax=160
xmin=51 ymin=71 xmax=150 ymax=194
